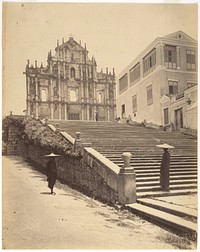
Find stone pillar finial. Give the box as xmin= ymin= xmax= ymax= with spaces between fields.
xmin=73 ymin=132 xmax=82 ymax=154
xmin=75 ymin=132 xmax=81 ymax=140
xmin=113 ymin=68 xmax=115 ymax=77
xmin=121 ymin=152 xmax=132 ymax=169
xmin=118 ymin=152 xmax=136 ymax=205
xmin=55 ymin=123 xmax=60 ymax=134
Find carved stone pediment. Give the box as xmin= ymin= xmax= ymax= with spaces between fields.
xmin=160 ymin=95 xmax=170 ymax=104
xmin=67 ymin=79 xmax=79 ymax=88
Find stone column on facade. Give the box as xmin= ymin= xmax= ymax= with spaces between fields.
xmin=64 ymin=103 xmax=67 ymax=120
xmin=118 ymin=152 xmax=137 ymax=204
xmin=49 ymin=59 xmax=54 ymax=119
xmin=93 ymin=82 xmax=97 ymax=104
xmin=107 ymin=106 xmax=110 ymax=121
xmin=50 ymin=77 xmax=54 ymax=119
xmin=27 ymin=76 xmax=31 ymax=115
xmin=58 ymin=60 xmax=62 ymax=119
xmin=86 ymin=104 xmax=90 ymax=121
xmin=35 ymin=76 xmax=39 ymax=117
xmin=50 ymin=103 xmax=54 ymax=119
xmin=80 ymin=78 xmax=84 ymax=120
xmin=81 ymin=106 xmax=84 ymax=120
xmin=58 ymin=103 xmax=62 ymax=120
xmin=85 ymin=67 xmax=89 ymax=103
xmin=176 ymin=46 xmax=180 ymax=69
xmin=86 ymin=79 xmax=89 ymax=120
xmin=58 ymin=61 xmax=61 ymax=100
xmin=63 ymin=62 xmax=66 ymax=79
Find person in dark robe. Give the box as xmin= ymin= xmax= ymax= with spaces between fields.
xmin=156 ymin=143 xmax=174 ymax=192
xmin=160 ymin=148 xmax=170 ymax=191
xmin=45 ymin=153 xmax=60 ymax=195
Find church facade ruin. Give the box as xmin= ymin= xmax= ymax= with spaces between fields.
xmin=24 ymin=37 xmax=116 ymax=121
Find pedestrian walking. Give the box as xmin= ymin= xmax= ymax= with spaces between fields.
xmin=45 ymin=152 xmax=60 ymax=195
xmin=156 ymin=143 xmax=174 ymax=191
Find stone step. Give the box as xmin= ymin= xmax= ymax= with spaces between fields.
xmin=136 ymin=184 xmax=197 ymax=193
xmin=136 ymin=198 xmax=197 ymax=220
xmin=135 ymin=170 xmax=197 ymax=176
xmin=103 ymin=155 xmax=197 ymax=161
xmin=116 ymin=164 xmax=197 ymax=169
xmin=49 ymin=120 xmax=197 ymax=201
xmin=136 ymin=179 xmax=197 ymax=187
xmin=134 ymin=171 xmax=198 ymax=177
xmin=136 ymin=188 xmax=197 ymax=198
xmin=136 ymin=175 xmax=197 ymax=182
xmin=126 ymin=202 xmax=197 ymax=235
xmin=108 ymin=156 xmax=197 ymax=161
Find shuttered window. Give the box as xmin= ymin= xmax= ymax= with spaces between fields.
xmin=119 ymin=73 xmax=128 ymax=93
xmin=186 ymin=50 xmax=196 ymax=70
xmin=130 ymin=63 xmax=140 ymax=85
xmin=132 ymin=94 xmax=137 ymax=113
xmin=143 ymin=49 xmax=156 ymax=77
xmin=147 ymin=84 xmax=153 ymax=105
xmin=168 ymin=81 xmax=178 ymax=95
xmin=164 ymin=45 xmax=177 ymax=69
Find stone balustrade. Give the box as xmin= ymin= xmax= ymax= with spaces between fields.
xmin=5 ymin=117 xmax=137 ymax=205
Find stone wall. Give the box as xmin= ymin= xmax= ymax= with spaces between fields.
xmin=5 ymin=121 xmax=119 ymax=205
xmin=25 ymin=144 xmax=118 ymax=205
xmin=6 ymin=124 xmax=29 ymax=157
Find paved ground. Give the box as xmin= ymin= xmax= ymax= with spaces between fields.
xmin=2 ymin=155 xmax=197 ymax=250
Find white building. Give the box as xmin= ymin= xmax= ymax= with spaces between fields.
xmin=116 ymin=31 xmax=197 ymax=131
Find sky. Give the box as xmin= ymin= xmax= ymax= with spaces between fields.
xmin=2 ymin=1 xmax=198 ymax=116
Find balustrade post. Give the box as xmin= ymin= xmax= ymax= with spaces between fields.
xmin=118 ymin=152 xmax=137 ymax=204
xmin=74 ymin=132 xmax=82 ymax=154
xmin=55 ymin=123 xmax=60 ymax=134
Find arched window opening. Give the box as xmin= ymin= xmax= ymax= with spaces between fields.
xmin=53 ymin=87 xmax=58 ymax=96
xmin=98 ymin=93 xmax=103 ymax=103
xmin=71 ymin=67 xmax=75 ymax=78
xmin=69 ymin=89 xmax=77 ymax=102
xmin=41 ymin=89 xmax=47 ymax=101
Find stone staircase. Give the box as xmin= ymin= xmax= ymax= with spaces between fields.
xmin=49 ymin=120 xmax=198 ymax=235
xmin=49 ymin=120 xmax=197 ymax=197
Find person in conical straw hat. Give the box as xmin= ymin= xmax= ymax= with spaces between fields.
xmin=45 ymin=152 xmax=60 ymax=195
xmin=156 ymin=143 xmax=174 ymax=191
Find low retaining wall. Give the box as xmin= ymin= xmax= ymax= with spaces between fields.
xmin=5 ymin=117 xmax=136 ymax=206
xmin=6 ymin=124 xmax=29 ymax=156
xmin=27 ymin=144 xmax=118 ymax=205
xmin=5 ymin=119 xmax=119 ymax=204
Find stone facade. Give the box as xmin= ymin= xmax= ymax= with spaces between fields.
xmin=24 ymin=37 xmax=116 ymax=121
xmin=117 ymin=31 xmax=197 ymax=131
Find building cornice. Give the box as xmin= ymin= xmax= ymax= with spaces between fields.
xmin=117 ymin=31 xmax=197 ymax=79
